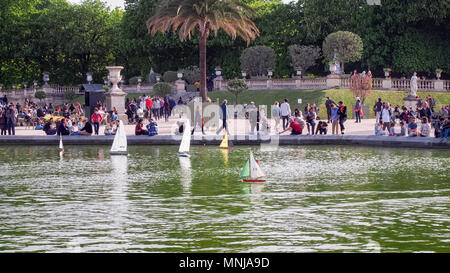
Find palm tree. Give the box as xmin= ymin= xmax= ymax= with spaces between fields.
xmin=147 ymin=0 xmax=259 ymax=101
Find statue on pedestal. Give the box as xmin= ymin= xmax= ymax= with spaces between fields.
xmin=410 ymin=72 xmax=418 ymax=97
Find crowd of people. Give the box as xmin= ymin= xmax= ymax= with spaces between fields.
xmin=371 ymin=96 xmax=449 ymax=138
xmin=0 ymin=93 xmax=181 ymax=137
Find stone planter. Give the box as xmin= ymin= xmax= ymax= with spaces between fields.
xmin=436 ymin=72 xmax=441 ymax=80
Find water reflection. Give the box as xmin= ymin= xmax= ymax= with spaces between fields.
xmin=220 ymin=149 xmax=229 ymax=167
xmin=0 ymin=145 xmax=448 ymax=253
xmin=179 ymin=156 xmax=192 ymax=193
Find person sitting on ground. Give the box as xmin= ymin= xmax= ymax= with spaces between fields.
xmin=147 ymin=118 xmax=158 ymax=136
xmin=419 ymin=117 xmax=431 ymax=137
xmin=104 ymin=121 xmax=116 ymax=135
xmin=79 ymin=119 xmax=93 ymax=136
xmin=278 ymin=117 xmax=302 ymax=135
xmin=408 ymin=117 xmax=418 ymax=137
xmin=388 ymin=122 xmax=396 ymax=136
xmin=135 ymin=118 xmax=148 ymax=135
xmin=441 ymin=117 xmax=450 ymax=138
xmin=396 ymin=121 xmax=407 ymax=136
xmin=434 ymin=118 xmax=445 ymax=138
xmin=43 ymin=118 xmax=56 ymax=135
xmin=375 ymin=120 xmax=386 ymax=136
xmin=57 ymin=118 xmax=70 ymax=136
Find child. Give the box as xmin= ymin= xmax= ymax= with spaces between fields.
xmin=388 ymin=122 xmax=396 ymax=136
xmin=147 ymin=118 xmax=158 ymax=136
xmin=396 ymin=121 xmax=407 ymax=136
xmin=375 ymin=120 xmax=386 ymax=136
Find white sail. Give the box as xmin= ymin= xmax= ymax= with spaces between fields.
xmin=59 ymin=136 xmax=63 ymax=149
xmin=178 ymin=120 xmax=191 ymax=153
xmin=110 ymin=120 xmax=127 ymax=154
xmin=249 ymin=151 xmax=265 ymax=179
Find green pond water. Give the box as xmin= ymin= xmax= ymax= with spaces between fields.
xmin=0 ymin=145 xmax=449 ymax=253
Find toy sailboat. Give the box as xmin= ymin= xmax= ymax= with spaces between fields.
xmin=178 ymin=120 xmax=191 ymax=157
xmin=240 ymin=151 xmax=266 ymax=183
xmin=59 ymin=135 xmax=64 ymax=152
xmin=110 ymin=120 xmax=127 ymax=155
xmin=219 ymin=132 xmax=234 ymax=149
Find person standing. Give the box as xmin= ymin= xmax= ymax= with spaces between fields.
xmin=381 ymin=103 xmax=392 ymax=132
xmin=272 ymin=101 xmax=281 ymax=131
xmin=216 ymin=99 xmax=230 ymax=135
xmin=331 ymin=103 xmax=339 ymax=135
xmin=337 ymin=101 xmax=347 ymax=135
xmin=0 ymin=108 xmax=7 ymax=135
xmin=191 ymin=105 xmax=205 ymax=135
xmin=374 ymin=98 xmax=383 ymax=123
xmin=325 ymin=97 xmax=335 ymax=122
xmin=306 ymin=108 xmax=317 ymax=135
xmin=5 ymin=104 xmax=16 ymax=135
xmin=91 ymin=108 xmax=103 ymax=135
xmin=248 ymin=102 xmax=258 ymax=135
xmin=354 ymin=98 xmax=362 ymax=123
xmin=280 ymin=98 xmax=291 ymax=130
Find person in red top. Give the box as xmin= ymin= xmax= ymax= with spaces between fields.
xmin=91 ymin=108 xmax=103 ymax=135
xmin=278 ymin=117 xmax=303 ymax=135
xmin=146 ymin=98 xmax=153 ymax=119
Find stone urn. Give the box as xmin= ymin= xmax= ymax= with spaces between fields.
xmin=105 ymin=66 xmax=128 ymax=124
xmin=436 ymin=69 xmax=442 ymax=80
xmin=383 ymin=68 xmax=392 ymax=78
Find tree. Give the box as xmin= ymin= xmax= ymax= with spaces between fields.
xmin=227 ymin=79 xmax=248 ymax=105
xmin=288 ymin=45 xmax=321 ymax=74
xmin=152 ymin=82 xmax=173 ymax=97
xmin=147 ymin=0 xmax=260 ymax=101
xmin=64 ymin=90 xmax=76 ymax=102
xmin=322 ymin=31 xmax=363 ymax=73
xmin=240 ymin=46 xmax=275 ymax=76
xmin=35 ymin=91 xmax=46 ymax=102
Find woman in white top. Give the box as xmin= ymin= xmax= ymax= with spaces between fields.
xmin=419 ymin=117 xmax=431 ymax=137
xmin=381 ymin=103 xmax=392 ymax=131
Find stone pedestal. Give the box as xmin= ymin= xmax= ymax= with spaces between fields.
xmin=105 ymin=66 xmax=128 ymax=124
xmin=434 ymin=80 xmax=444 ymax=91
xmin=295 ymin=79 xmax=302 ymax=89
xmin=213 ymin=76 xmax=224 ymax=91
xmin=175 ymin=79 xmax=186 ymax=93
xmin=403 ymin=95 xmax=417 ymax=111
xmin=382 ymin=78 xmax=392 ymax=89
xmin=326 ymin=74 xmax=341 ymax=89
xmin=266 ymin=79 xmax=273 ymax=89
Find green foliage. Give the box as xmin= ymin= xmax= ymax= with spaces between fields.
xmin=322 ymin=31 xmax=363 ymax=73
xmin=35 ymin=91 xmax=46 ymax=101
xmin=181 ymin=66 xmax=200 ymax=84
xmin=152 ymin=82 xmax=173 ymax=97
xmin=240 ymin=46 xmax=276 ymax=77
xmin=162 ymin=71 xmax=179 ymax=83
xmin=288 ymin=45 xmax=321 ymax=72
xmin=227 ymin=79 xmax=248 ymax=105
xmin=63 ymin=90 xmax=76 ymax=102
xmin=186 ymin=84 xmax=198 ymax=92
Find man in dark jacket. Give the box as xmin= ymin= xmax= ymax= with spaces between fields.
xmin=5 ymin=104 xmax=16 ymax=135
xmin=337 ymin=101 xmax=347 ymax=135
xmin=216 ymin=99 xmax=230 ymax=135
xmin=79 ymin=120 xmax=93 ymax=136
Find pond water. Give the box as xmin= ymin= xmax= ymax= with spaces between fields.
xmin=0 ymin=145 xmax=448 ymax=253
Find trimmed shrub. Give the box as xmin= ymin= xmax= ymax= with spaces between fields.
xmin=35 ymin=91 xmax=46 ymax=101
xmin=153 ymin=82 xmax=173 ymax=97
xmin=186 ymin=84 xmax=198 ymax=92
xmin=163 ymin=71 xmax=178 ymax=83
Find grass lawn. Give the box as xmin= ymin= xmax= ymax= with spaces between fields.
xmin=72 ymin=89 xmax=450 ymax=119
xmin=208 ymin=89 xmax=326 ymax=117
xmin=320 ymin=90 xmax=450 ymax=118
